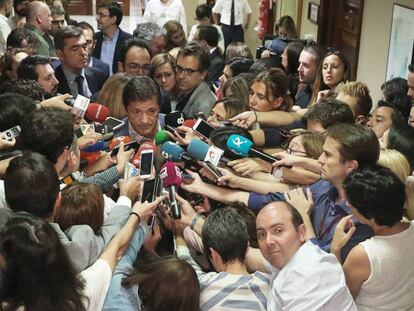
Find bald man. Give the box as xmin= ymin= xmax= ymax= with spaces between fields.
xmin=250 ymin=201 xmax=356 ymax=310
xmin=24 ymin=1 xmax=53 ymax=56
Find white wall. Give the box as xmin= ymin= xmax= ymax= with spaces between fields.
xmin=357 ymin=0 xmax=414 ymax=103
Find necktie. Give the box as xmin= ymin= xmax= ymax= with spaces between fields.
xmin=75 ymin=75 xmax=85 ymax=97
xmin=230 ymin=0 xmax=235 ymax=26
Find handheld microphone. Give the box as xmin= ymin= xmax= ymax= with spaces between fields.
xmin=160 ymin=141 xmax=200 ymax=169
xmin=160 ymin=161 xmax=182 ymax=219
xmin=107 ymin=135 xmax=132 ymax=151
xmin=182 ymin=119 xmax=196 ymax=128
xmin=187 ymin=139 xmax=229 ymax=164
xmin=165 ymin=111 xmax=185 ymax=128
xmin=84 ymin=103 xmax=110 ymax=123
xmin=81 ymin=139 xmax=107 ymax=153
xmin=132 ymin=141 xmax=157 ymax=167
xmin=155 ymin=130 xmax=170 ymax=146
xmin=226 ymin=134 xmax=278 ymax=163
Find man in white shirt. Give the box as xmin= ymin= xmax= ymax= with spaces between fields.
xmin=0 ymin=0 xmax=12 ymax=55
xmin=212 ymin=0 xmax=251 ymax=48
xmin=251 ymin=201 xmax=357 ymax=310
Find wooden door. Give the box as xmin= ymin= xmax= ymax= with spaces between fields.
xmin=66 ymin=0 xmax=93 ymax=15
xmin=318 ymin=0 xmax=364 ymax=80
xmin=96 ymin=0 xmax=131 ymax=16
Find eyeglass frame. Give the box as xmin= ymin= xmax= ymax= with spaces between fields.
xmin=175 ymin=64 xmax=201 ymax=76
xmin=125 ymin=63 xmax=152 ymax=73
xmin=96 ymin=13 xmax=112 ymax=19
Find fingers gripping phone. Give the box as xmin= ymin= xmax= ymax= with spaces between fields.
xmin=193 ymin=119 xmax=215 ymax=139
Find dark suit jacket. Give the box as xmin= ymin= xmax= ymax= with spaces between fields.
xmin=55 ymin=65 xmax=106 ymax=99
xmin=92 ymin=28 xmax=132 ymax=73
xmin=92 ymin=57 xmax=110 ymax=80
xmin=206 ymin=48 xmax=225 ymax=84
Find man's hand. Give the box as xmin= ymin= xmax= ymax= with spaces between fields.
xmin=175 ymin=193 xmax=197 ymax=227
xmin=228 ymin=157 xmax=265 ymax=176
xmin=180 ymin=170 xmax=206 ymax=194
xmin=284 ymin=187 xmax=313 ymax=217
xmin=119 ymin=176 xmax=142 ymax=202
xmin=77 ymin=133 xmax=103 ymax=149
xmin=331 ymin=215 xmax=356 ymax=259
xmin=40 ymin=94 xmax=72 ymax=111
xmin=272 ymin=151 xmax=298 ymax=168
xmin=229 ymin=111 xmax=256 ymax=129
xmin=115 ymin=141 xmax=134 ymax=175
xmin=0 ymin=136 xmax=15 ymax=150
xmin=131 ymin=195 xmax=166 ymax=220
xmin=170 ymin=126 xmax=199 ymax=145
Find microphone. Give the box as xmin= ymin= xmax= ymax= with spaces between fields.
xmin=165 ymin=111 xmax=185 ymax=128
xmin=107 ymin=135 xmax=132 ymax=151
xmin=132 ymin=141 xmax=157 ymax=167
xmin=84 ymin=103 xmax=110 ymax=123
xmin=160 ymin=141 xmax=191 ymax=162
xmin=81 ymin=140 xmax=107 ymax=153
xmin=187 ymin=139 xmax=229 ymax=165
xmin=155 ymin=130 xmax=170 ymax=146
xmin=226 ymin=134 xmax=278 ymax=163
xmin=160 ymin=161 xmax=182 ymax=219
xmin=182 ymin=119 xmax=196 ymax=128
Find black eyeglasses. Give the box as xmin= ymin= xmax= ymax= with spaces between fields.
xmin=126 ymin=63 xmax=152 ymax=74
xmin=175 ymin=65 xmax=200 ymax=76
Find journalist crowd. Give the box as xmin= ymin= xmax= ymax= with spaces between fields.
xmin=0 ymin=0 xmax=413 ymax=310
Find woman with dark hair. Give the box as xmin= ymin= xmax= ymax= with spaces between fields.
xmin=0 ymin=197 xmax=164 ymax=311
xmin=207 ymin=97 xmax=249 ymax=126
xmin=381 ymin=77 xmax=412 ymax=122
xmin=222 ymin=73 xmax=255 ymax=108
xmin=275 ymin=15 xmax=298 ymax=39
xmin=310 ymin=50 xmax=351 ymax=105
xmin=0 ymin=213 xmax=87 ymax=311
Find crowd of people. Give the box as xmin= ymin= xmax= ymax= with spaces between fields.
xmin=0 ymin=0 xmax=413 ymax=310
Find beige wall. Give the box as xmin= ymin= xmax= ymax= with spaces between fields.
xmin=357 ymin=0 xmax=414 ymax=103
xmin=298 ymin=0 xmax=319 ymax=40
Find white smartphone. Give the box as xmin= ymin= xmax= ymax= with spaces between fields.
xmin=139 ymin=149 xmax=154 ymax=179
xmin=193 ymin=118 xmax=215 ymax=139
xmin=104 ymin=117 xmax=124 ymax=131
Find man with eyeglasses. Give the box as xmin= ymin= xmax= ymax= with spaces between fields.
xmin=117 ymin=38 xmax=151 ymax=76
xmin=54 ymin=26 xmax=106 ymax=99
xmin=175 ymin=42 xmax=216 ymax=118
xmin=92 ymin=0 xmax=132 ymax=75
xmin=49 ymin=6 xmax=66 ymax=38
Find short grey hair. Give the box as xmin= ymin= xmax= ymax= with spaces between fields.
xmin=133 ymin=22 xmax=166 ymax=45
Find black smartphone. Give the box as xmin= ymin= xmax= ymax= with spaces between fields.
xmin=200 ymin=161 xmax=223 ymax=179
xmin=110 ymin=141 xmax=140 ymax=157
xmin=164 ymin=124 xmax=186 ymax=138
xmin=193 ymin=119 xmax=215 ymax=139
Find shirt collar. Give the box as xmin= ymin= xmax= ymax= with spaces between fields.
xmin=128 ymin=118 xmax=162 ymax=143
xmin=103 ymin=28 xmax=120 ymax=42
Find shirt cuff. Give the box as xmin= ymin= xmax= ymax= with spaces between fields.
xmin=117 ymin=196 xmax=131 ymax=208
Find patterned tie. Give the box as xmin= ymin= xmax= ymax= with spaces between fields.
xmin=75 ymin=75 xmax=85 ymax=97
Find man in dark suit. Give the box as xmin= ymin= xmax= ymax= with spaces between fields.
xmin=193 ymin=25 xmax=225 ymax=85
xmin=92 ymin=0 xmax=132 ymax=75
xmin=54 ymin=26 xmax=106 ymax=99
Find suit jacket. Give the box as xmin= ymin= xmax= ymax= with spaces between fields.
xmin=92 ymin=57 xmax=110 ymax=80
xmin=55 ymin=65 xmax=106 ymax=98
xmin=181 ymin=81 xmax=216 ymax=118
xmin=92 ymin=28 xmax=132 ymax=74
xmin=206 ymin=48 xmax=225 ymax=84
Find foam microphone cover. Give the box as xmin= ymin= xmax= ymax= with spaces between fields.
xmin=107 ymin=135 xmax=132 ymax=150
xmin=132 ymin=141 xmax=157 ymax=167
xmin=160 ymin=161 xmax=182 ymax=188
xmin=155 ymin=130 xmax=170 ymax=146
xmin=85 ymin=103 xmax=110 ymax=123
xmin=183 ymin=119 xmax=196 ymax=128
xmin=160 ymin=141 xmax=185 ymax=162
xmin=187 ymin=139 xmax=210 ymax=160
xmin=226 ymin=134 xmax=253 ymax=157
xmin=81 ymin=140 xmax=107 ymax=152
xmin=165 ymin=111 xmax=185 ymax=128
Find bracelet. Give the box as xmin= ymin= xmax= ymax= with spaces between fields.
xmin=253 ymin=110 xmax=258 ymax=123
xmin=130 ymin=212 xmax=141 ymax=223
xmin=190 ymin=213 xmax=202 ymax=230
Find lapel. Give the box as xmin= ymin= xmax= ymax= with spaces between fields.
xmin=92 ymin=32 xmax=104 ymax=58
xmin=55 ymin=65 xmax=71 ymax=95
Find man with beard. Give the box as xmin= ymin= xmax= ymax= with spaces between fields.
xmin=54 ymin=26 xmax=106 ymax=99
xmin=0 ymin=0 xmax=12 ymax=54
xmin=8 ymin=0 xmax=28 ymax=29
xmin=17 ymin=55 xmax=59 ymax=98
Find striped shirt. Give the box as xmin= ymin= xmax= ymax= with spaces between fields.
xmin=177 ymin=245 xmax=270 ymax=310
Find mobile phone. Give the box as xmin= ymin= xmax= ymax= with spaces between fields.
xmin=193 ymin=119 xmax=215 ymax=139
xmin=142 ymin=179 xmax=156 ymax=203
xmin=200 ymin=161 xmax=224 ymax=179
xmin=213 ymin=80 xmax=220 ymax=88
xmin=182 ymin=172 xmax=195 ymax=184
xmin=104 ymin=117 xmax=124 ymax=131
xmin=2 ymin=125 xmax=21 ymax=141
xmin=110 ymin=141 xmax=140 ymax=157
xmin=164 ymin=124 xmax=186 ymax=138
xmin=139 ymin=149 xmax=154 ymax=179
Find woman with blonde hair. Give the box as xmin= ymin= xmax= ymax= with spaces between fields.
xmin=378 ymin=148 xmax=414 ymax=220
xmin=163 ymin=20 xmax=187 ymax=52
xmin=97 ymin=73 xmax=132 ymax=120
xmin=151 ymin=53 xmax=179 ymax=111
